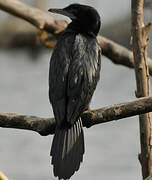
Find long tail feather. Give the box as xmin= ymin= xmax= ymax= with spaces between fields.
xmin=50 ymin=118 xmax=85 ymax=179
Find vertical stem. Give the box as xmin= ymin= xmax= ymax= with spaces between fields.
xmin=131 ymin=0 xmax=152 ymax=179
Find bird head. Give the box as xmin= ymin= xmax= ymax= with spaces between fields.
xmin=48 ymin=4 xmax=101 ymax=36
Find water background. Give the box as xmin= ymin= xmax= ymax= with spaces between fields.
xmin=0 ymin=0 xmax=151 ymax=180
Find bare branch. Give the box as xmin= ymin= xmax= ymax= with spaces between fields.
xmin=98 ymin=36 xmax=152 ymax=75
xmin=0 ymin=0 xmax=67 ymax=33
xmin=132 ymin=0 xmax=152 ymax=178
xmin=0 ymin=0 xmax=152 ymax=75
xmin=1 ymin=96 xmax=152 ymax=136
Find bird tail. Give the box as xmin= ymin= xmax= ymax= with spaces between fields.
xmin=50 ymin=118 xmax=85 ymax=180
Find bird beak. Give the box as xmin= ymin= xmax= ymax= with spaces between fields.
xmin=48 ymin=8 xmax=76 ymax=19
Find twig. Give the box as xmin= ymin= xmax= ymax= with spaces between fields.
xmin=132 ymin=0 xmax=152 ymax=179
xmin=1 ymin=96 xmax=152 ymax=136
xmin=0 ymin=0 xmax=152 ymax=75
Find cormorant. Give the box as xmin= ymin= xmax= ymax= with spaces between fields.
xmin=48 ymin=4 xmax=101 ymax=179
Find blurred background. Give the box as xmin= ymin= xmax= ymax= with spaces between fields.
xmin=0 ymin=0 xmax=152 ymax=180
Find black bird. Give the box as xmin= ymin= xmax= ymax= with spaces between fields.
xmin=48 ymin=4 xmax=101 ymax=179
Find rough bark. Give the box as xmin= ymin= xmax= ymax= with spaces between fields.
xmin=132 ymin=0 xmax=152 ymax=179
xmin=1 ymin=97 xmax=152 ymax=136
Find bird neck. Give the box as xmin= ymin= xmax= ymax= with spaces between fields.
xmin=67 ymin=20 xmax=98 ymax=38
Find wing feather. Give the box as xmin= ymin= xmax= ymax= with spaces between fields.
xmin=49 ymin=32 xmax=101 ymax=126
xmin=67 ymin=35 xmax=101 ymax=124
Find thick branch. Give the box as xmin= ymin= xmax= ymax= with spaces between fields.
xmin=0 ymin=0 xmax=152 ymax=75
xmin=1 ymin=97 xmax=152 ymax=136
xmin=0 ymin=0 xmax=67 ymax=33
xmin=132 ymin=0 xmax=152 ymax=178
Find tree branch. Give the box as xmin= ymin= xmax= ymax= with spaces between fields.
xmin=1 ymin=96 xmax=152 ymax=136
xmin=0 ymin=0 xmax=67 ymax=33
xmin=132 ymin=0 xmax=152 ymax=178
xmin=0 ymin=0 xmax=152 ymax=75
xmin=98 ymin=36 xmax=152 ymax=75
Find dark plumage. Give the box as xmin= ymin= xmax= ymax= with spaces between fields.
xmin=48 ymin=4 xmax=101 ymax=179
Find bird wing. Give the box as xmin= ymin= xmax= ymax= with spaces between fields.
xmin=49 ymin=33 xmax=73 ymax=126
xmin=67 ymin=35 xmax=101 ymax=124
xmin=49 ymin=33 xmax=101 ymax=126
